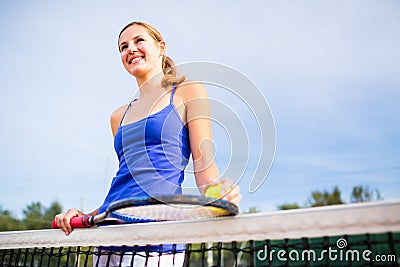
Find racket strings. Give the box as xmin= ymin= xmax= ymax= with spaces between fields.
xmin=113 ymin=204 xmax=230 ymax=221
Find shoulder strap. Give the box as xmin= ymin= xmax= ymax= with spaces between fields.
xmin=170 ymin=84 xmax=177 ymax=104
xmin=120 ymin=99 xmax=137 ymax=126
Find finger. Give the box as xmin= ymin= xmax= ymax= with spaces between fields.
xmin=54 ymin=214 xmax=64 ymax=229
xmin=222 ymin=185 xmax=240 ymax=202
xmin=224 ymin=183 xmax=239 ymax=197
xmin=60 ymin=209 xmax=79 ymax=235
xmin=58 ymin=215 xmax=69 ymax=235
xmin=63 ymin=216 xmax=73 ymax=235
xmin=65 ymin=209 xmax=80 ymax=234
xmin=56 ymin=216 xmax=67 ymax=235
xmin=224 ymin=186 xmax=241 ymax=201
xmin=229 ymin=193 xmax=242 ymax=206
xmin=219 ymin=178 xmax=234 ymax=195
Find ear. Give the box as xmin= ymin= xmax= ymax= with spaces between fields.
xmin=158 ymin=41 xmax=166 ymax=56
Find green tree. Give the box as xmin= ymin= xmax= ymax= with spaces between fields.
xmin=22 ymin=201 xmax=63 ymax=230
xmin=0 ymin=206 xmax=22 ymax=231
xmin=277 ymin=202 xmax=301 ymax=210
xmin=245 ymin=206 xmax=261 ymax=214
xmin=277 ymin=184 xmax=383 ymax=211
xmin=43 ymin=201 xmax=62 ymax=223
xmin=22 ymin=202 xmax=45 ymax=230
xmin=308 ymin=186 xmax=344 ymax=207
xmin=350 ymin=185 xmax=382 ymax=203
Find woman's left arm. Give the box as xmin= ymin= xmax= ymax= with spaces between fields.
xmin=182 ymin=82 xmax=241 ymax=205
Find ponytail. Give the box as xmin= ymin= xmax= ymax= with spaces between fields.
xmin=161 ymin=55 xmax=186 ymax=88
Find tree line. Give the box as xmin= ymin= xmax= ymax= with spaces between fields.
xmin=0 ymin=201 xmax=62 ymax=231
xmin=277 ymin=184 xmax=382 ymax=210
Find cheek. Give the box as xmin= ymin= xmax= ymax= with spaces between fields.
xmin=120 ymin=52 xmax=129 ymax=64
xmin=137 ymin=44 xmax=147 ymax=54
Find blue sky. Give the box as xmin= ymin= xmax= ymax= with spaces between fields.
xmin=1 ymin=1 xmax=399 ymax=218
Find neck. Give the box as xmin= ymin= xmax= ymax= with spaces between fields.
xmin=136 ymin=69 xmax=164 ymax=97
xmin=132 ymin=54 xmax=167 ymax=95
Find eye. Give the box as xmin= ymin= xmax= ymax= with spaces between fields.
xmin=136 ymin=38 xmax=145 ymax=43
xmin=120 ymin=44 xmax=128 ymax=52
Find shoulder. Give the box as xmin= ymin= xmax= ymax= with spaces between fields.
xmin=111 ymin=105 xmax=128 ymax=122
xmin=110 ymin=104 xmax=128 ymax=136
xmin=176 ymin=81 xmax=210 ymax=119
xmin=176 ymin=80 xmax=208 ymax=102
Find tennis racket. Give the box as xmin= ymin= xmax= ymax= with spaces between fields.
xmin=52 ymin=195 xmax=238 ymax=229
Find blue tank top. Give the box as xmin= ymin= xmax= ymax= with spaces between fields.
xmin=99 ymin=85 xmax=191 ymax=214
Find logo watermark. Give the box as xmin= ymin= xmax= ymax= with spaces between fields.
xmin=257 ymin=238 xmax=397 ymax=263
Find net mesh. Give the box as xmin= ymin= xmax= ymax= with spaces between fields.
xmin=1 ymin=201 xmax=399 ymax=267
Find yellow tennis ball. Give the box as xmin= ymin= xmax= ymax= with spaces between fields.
xmin=205 ymin=183 xmax=224 ymax=198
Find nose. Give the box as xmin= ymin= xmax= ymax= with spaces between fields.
xmin=128 ymin=41 xmax=137 ymax=53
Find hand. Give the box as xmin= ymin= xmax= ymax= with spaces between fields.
xmin=220 ymin=178 xmax=242 ymax=206
xmin=54 ymin=208 xmax=84 ymax=236
xmin=207 ymin=178 xmax=242 ymax=206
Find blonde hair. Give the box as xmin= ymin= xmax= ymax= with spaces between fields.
xmin=118 ymin=22 xmax=186 ymax=88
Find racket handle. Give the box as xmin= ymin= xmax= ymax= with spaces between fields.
xmin=52 ymin=216 xmax=93 ymax=229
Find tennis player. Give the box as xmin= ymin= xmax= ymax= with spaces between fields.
xmin=54 ymin=21 xmax=241 ymax=266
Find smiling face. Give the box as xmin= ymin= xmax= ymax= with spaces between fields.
xmin=118 ymin=24 xmax=165 ymax=82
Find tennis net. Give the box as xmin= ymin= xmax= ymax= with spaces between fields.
xmin=0 ymin=200 xmax=399 ymax=266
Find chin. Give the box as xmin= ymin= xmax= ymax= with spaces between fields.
xmin=126 ymin=65 xmax=147 ymax=77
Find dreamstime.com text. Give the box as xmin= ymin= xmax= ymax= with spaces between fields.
xmin=257 ymin=238 xmax=397 ymax=263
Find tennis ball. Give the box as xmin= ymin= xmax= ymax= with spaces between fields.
xmin=205 ymin=183 xmax=224 ymax=199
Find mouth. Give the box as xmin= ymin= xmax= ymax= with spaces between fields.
xmin=129 ymin=55 xmax=144 ymax=65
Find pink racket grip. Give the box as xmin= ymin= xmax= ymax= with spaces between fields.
xmin=52 ymin=216 xmax=93 ymax=229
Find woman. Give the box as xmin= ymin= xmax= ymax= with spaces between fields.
xmin=54 ymin=21 xmax=241 ymax=266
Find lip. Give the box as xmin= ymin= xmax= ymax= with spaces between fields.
xmin=128 ymin=55 xmax=144 ymax=64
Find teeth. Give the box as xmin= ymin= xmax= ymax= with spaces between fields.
xmin=130 ymin=57 xmax=142 ymax=64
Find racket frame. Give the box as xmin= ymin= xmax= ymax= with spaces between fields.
xmin=52 ymin=195 xmax=238 ymax=229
